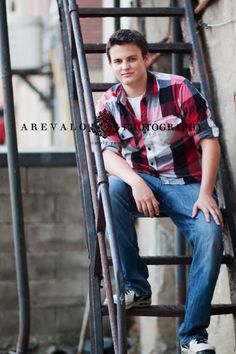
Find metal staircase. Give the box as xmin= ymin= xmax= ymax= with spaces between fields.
xmin=56 ymin=1 xmax=236 ymax=354
xmin=1 ymin=0 xmax=235 ymax=353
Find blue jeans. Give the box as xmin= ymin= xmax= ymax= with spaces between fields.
xmin=108 ymin=172 xmax=223 ymax=345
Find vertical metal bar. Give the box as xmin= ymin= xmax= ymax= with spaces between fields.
xmin=132 ymin=0 xmax=145 ymax=36
xmin=114 ymin=0 xmax=120 ymax=31
xmin=77 ymin=294 xmax=90 ymax=354
xmin=71 ymin=20 xmax=118 ymax=348
xmin=171 ymin=0 xmax=183 ymax=75
xmin=175 ymin=228 xmax=186 ymax=354
xmin=98 ymin=231 xmax=119 ymax=353
xmin=171 ymin=2 xmax=186 ymax=353
xmin=183 ymin=0 xmax=210 ymax=103
xmin=67 ymin=2 xmax=127 ymax=354
xmin=0 ymin=1 xmax=30 ymax=353
xmin=68 ymin=15 xmax=119 ymax=354
xmin=72 ymin=59 xmax=97 ymax=211
xmin=98 ymin=182 xmax=127 ymax=354
xmin=96 ymin=199 xmax=119 ymax=354
xmin=57 ymin=1 xmax=104 ymax=353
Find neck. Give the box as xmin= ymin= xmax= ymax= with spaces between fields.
xmin=123 ymin=71 xmax=148 ymax=98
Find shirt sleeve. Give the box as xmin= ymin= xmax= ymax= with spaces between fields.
xmin=95 ymin=98 xmax=122 ymax=155
xmin=178 ymin=79 xmax=219 ymax=144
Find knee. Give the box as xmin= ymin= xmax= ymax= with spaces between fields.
xmin=207 ymin=223 xmax=223 ymax=252
xmin=194 ymin=217 xmax=223 ymax=255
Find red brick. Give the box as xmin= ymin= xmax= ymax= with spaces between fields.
xmin=78 ymin=0 xmax=103 ymax=70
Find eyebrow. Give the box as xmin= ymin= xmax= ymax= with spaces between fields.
xmin=112 ymin=54 xmax=138 ymax=61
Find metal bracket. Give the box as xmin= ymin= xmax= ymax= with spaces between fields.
xmin=16 ymin=71 xmax=54 ymax=111
xmin=68 ymin=3 xmax=77 ymax=16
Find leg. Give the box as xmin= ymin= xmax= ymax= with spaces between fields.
xmin=159 ymin=182 xmax=223 ymax=345
xmin=179 ymin=214 xmax=223 ymax=345
xmin=108 ymin=175 xmax=151 ymax=296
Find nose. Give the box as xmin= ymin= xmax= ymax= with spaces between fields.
xmin=121 ymin=60 xmax=130 ymax=70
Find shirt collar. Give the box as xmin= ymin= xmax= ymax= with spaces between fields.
xmin=116 ymin=71 xmax=159 ymax=106
xmin=146 ymin=71 xmax=159 ymax=99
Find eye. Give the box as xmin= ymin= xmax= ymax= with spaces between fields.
xmin=128 ymin=57 xmax=137 ymax=62
xmin=113 ymin=59 xmax=122 ymax=64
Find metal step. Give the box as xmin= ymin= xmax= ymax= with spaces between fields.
xmin=102 ymin=304 xmax=236 ymax=317
xmin=91 ymin=82 xmax=201 ymax=92
xmin=84 ymin=42 xmax=192 ymax=54
xmin=78 ymin=7 xmax=185 ymax=18
xmin=107 ymin=255 xmax=234 ymax=267
xmin=91 ymin=83 xmax=113 ymax=92
xmin=12 ymin=68 xmax=52 ymax=76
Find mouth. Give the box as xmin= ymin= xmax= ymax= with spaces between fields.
xmin=121 ymin=73 xmax=133 ymax=77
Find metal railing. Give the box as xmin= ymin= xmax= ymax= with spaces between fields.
xmin=0 ymin=1 xmax=30 ymax=353
xmin=57 ymin=0 xmax=127 ymax=353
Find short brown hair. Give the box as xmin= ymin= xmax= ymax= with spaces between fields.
xmin=106 ymin=29 xmax=149 ymax=63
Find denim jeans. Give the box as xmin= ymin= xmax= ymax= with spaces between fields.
xmin=108 ymin=172 xmax=223 ymax=345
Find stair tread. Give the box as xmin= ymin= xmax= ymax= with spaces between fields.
xmin=78 ymin=7 xmax=185 ymax=18
xmin=84 ymin=43 xmax=192 ymax=54
xmin=102 ymin=304 xmax=236 ymax=317
xmin=107 ymin=255 xmax=234 ymax=266
xmin=91 ymin=82 xmax=201 ymax=92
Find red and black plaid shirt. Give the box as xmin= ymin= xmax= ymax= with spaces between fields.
xmin=96 ymin=71 xmax=219 ymax=184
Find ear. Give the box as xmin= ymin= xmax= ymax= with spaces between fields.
xmin=144 ymin=53 xmax=151 ymax=68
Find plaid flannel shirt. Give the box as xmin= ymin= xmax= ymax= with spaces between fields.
xmin=96 ymin=71 xmax=219 ymax=184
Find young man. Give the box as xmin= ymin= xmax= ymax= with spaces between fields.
xmin=96 ymin=29 xmax=224 ymax=354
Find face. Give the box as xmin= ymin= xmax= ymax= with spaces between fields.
xmin=109 ymin=43 xmax=149 ymax=88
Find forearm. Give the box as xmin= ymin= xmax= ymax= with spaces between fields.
xmin=103 ymin=149 xmax=160 ymax=217
xmin=103 ymin=149 xmax=143 ymax=186
xmin=193 ymin=137 xmax=223 ymax=226
xmin=199 ymin=138 xmax=221 ymax=196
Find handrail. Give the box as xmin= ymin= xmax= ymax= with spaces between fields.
xmin=59 ymin=1 xmax=118 ymax=352
xmin=57 ymin=2 xmax=103 ymax=352
xmin=67 ymin=1 xmax=127 ymax=353
xmin=57 ymin=0 xmax=127 ymax=352
xmin=0 ymin=1 xmax=30 ymax=353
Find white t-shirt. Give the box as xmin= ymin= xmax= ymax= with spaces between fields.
xmin=127 ymin=94 xmax=144 ymax=121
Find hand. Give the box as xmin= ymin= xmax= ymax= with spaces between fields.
xmin=192 ymin=193 xmax=224 ymax=227
xmin=131 ymin=178 xmax=160 ymax=217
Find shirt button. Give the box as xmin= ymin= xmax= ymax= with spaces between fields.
xmin=148 ymin=147 xmax=151 ymax=151
xmin=151 ymin=162 xmax=154 ymax=165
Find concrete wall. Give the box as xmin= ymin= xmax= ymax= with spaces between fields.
xmin=0 ymin=166 xmax=88 ymax=351
xmin=137 ymin=218 xmax=176 ymax=354
xmin=199 ymin=0 xmax=236 ymax=197
xmin=196 ymin=1 xmax=236 ymax=352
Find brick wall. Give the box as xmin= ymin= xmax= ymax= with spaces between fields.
xmin=0 ymin=167 xmax=88 ymax=349
xmin=78 ymin=0 xmax=103 ymax=71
